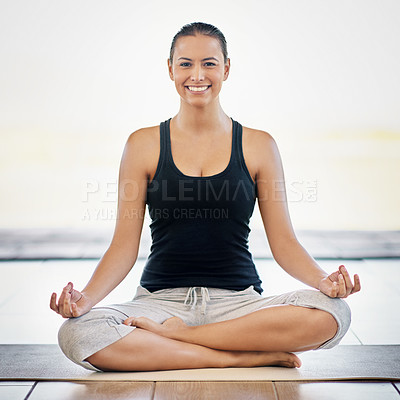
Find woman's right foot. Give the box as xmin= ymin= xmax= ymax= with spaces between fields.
xmin=232 ymin=350 xmax=302 ymax=368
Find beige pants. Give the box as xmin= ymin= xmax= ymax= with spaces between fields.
xmin=58 ymin=285 xmax=351 ymax=371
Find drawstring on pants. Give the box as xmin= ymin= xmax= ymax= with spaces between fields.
xmin=184 ymin=287 xmax=210 ymax=314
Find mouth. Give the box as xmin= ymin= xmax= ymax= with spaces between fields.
xmin=185 ymin=85 xmax=211 ymax=94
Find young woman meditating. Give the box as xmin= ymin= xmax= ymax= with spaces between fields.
xmin=50 ymin=22 xmax=361 ymax=372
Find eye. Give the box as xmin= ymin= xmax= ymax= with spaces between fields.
xmin=205 ymin=62 xmax=216 ymax=67
xmin=180 ymin=62 xmax=191 ymax=67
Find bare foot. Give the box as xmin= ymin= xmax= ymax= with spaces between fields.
xmin=232 ymin=351 xmax=302 ymax=368
xmin=123 ymin=315 xmax=180 ymax=338
xmin=162 ymin=316 xmax=188 ymax=329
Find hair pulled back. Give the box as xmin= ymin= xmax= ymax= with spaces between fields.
xmin=169 ymin=22 xmax=228 ymax=64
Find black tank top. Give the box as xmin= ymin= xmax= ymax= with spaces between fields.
xmin=140 ymin=117 xmax=263 ymax=294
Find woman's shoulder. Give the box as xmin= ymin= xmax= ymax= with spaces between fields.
xmin=242 ymin=124 xmax=277 ymax=148
xmin=121 ymin=125 xmax=161 ymax=174
xmin=241 ymin=125 xmax=283 ymax=179
xmin=127 ymin=124 xmax=159 ymax=141
xmin=125 ymin=124 xmax=160 ymax=151
xmin=121 ymin=124 xmax=161 ymax=178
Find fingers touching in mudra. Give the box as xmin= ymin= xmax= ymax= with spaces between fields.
xmin=319 ymin=265 xmax=361 ymax=298
xmin=50 ymin=265 xmax=361 ymax=320
xmin=50 ymin=282 xmax=91 ymax=318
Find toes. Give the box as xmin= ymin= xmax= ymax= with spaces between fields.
xmin=293 ymin=355 xmax=302 ymax=368
xmin=132 ymin=317 xmax=148 ymax=329
xmin=128 ymin=316 xmax=162 ymax=332
xmin=123 ymin=316 xmax=147 ymax=327
xmin=277 ymin=352 xmax=302 ymax=368
xmin=123 ymin=317 xmax=136 ymax=326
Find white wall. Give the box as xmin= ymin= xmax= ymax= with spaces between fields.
xmin=1 ymin=0 xmax=399 ymax=230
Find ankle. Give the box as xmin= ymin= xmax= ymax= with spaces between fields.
xmin=224 ymin=351 xmax=249 ymax=368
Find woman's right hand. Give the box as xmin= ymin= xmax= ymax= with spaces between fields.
xmin=50 ymin=282 xmax=93 ymax=318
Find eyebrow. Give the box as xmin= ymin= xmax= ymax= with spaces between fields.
xmin=177 ymin=57 xmax=219 ymax=62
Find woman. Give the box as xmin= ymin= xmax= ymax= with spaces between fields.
xmin=50 ymin=22 xmax=361 ymax=372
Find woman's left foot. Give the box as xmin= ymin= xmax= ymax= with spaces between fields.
xmin=124 ymin=315 xmax=185 ymax=338
xmin=162 ymin=316 xmax=188 ymax=329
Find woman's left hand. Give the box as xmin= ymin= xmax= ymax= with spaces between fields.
xmin=318 ymin=265 xmax=361 ymax=298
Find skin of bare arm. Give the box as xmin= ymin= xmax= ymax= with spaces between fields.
xmin=50 ymin=128 xmax=151 ymax=318
xmin=253 ymin=131 xmax=360 ymax=297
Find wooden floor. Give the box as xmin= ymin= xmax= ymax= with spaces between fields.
xmin=1 ymin=380 xmax=399 ymax=399
xmin=1 ymin=257 xmax=399 ymax=399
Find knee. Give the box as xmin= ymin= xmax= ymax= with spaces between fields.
xmin=325 ymin=296 xmax=352 ymax=337
xmin=338 ymin=297 xmax=352 ymax=331
xmin=57 ymin=317 xmax=83 ymax=362
xmin=314 ymin=309 xmax=339 ymax=341
xmin=58 ymin=309 xmax=134 ymax=370
xmin=314 ymin=296 xmax=352 ymax=348
xmin=293 ymin=289 xmax=352 ymax=348
xmin=297 ymin=289 xmax=352 ymax=336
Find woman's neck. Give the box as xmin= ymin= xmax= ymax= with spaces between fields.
xmin=173 ymin=101 xmax=231 ymax=134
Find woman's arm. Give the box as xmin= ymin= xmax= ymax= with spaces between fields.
xmin=254 ymin=131 xmax=360 ymax=297
xmin=50 ymin=128 xmax=151 ymax=317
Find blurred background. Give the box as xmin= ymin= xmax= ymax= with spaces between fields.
xmin=1 ymin=0 xmax=399 ymax=237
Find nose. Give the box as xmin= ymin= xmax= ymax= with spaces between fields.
xmin=191 ymin=64 xmax=205 ymax=82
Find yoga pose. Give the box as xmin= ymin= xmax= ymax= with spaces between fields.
xmin=50 ymin=22 xmax=361 ymax=372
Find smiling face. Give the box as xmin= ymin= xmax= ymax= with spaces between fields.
xmin=168 ymin=34 xmax=230 ymax=106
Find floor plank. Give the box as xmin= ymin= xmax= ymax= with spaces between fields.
xmin=339 ymin=328 xmax=362 ymax=345
xmin=361 ymin=258 xmax=400 ymax=295
xmin=153 ymin=382 xmax=277 ymax=400
xmin=29 ymin=382 xmax=154 ymax=400
xmin=2 ymin=228 xmax=399 ymax=260
xmin=343 ymin=259 xmax=400 ymax=344
xmin=275 ymin=381 xmax=400 ymax=399
xmin=0 ymin=383 xmax=33 ymax=399
xmin=0 ymin=261 xmax=43 ymax=309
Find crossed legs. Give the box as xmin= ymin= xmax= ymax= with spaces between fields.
xmin=86 ymin=305 xmax=338 ymax=371
xmin=87 ymin=326 xmax=303 ymax=371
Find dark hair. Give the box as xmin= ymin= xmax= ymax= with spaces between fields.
xmin=169 ymin=22 xmax=228 ymax=64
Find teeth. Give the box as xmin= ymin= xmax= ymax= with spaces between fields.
xmin=188 ymin=86 xmax=209 ymax=92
